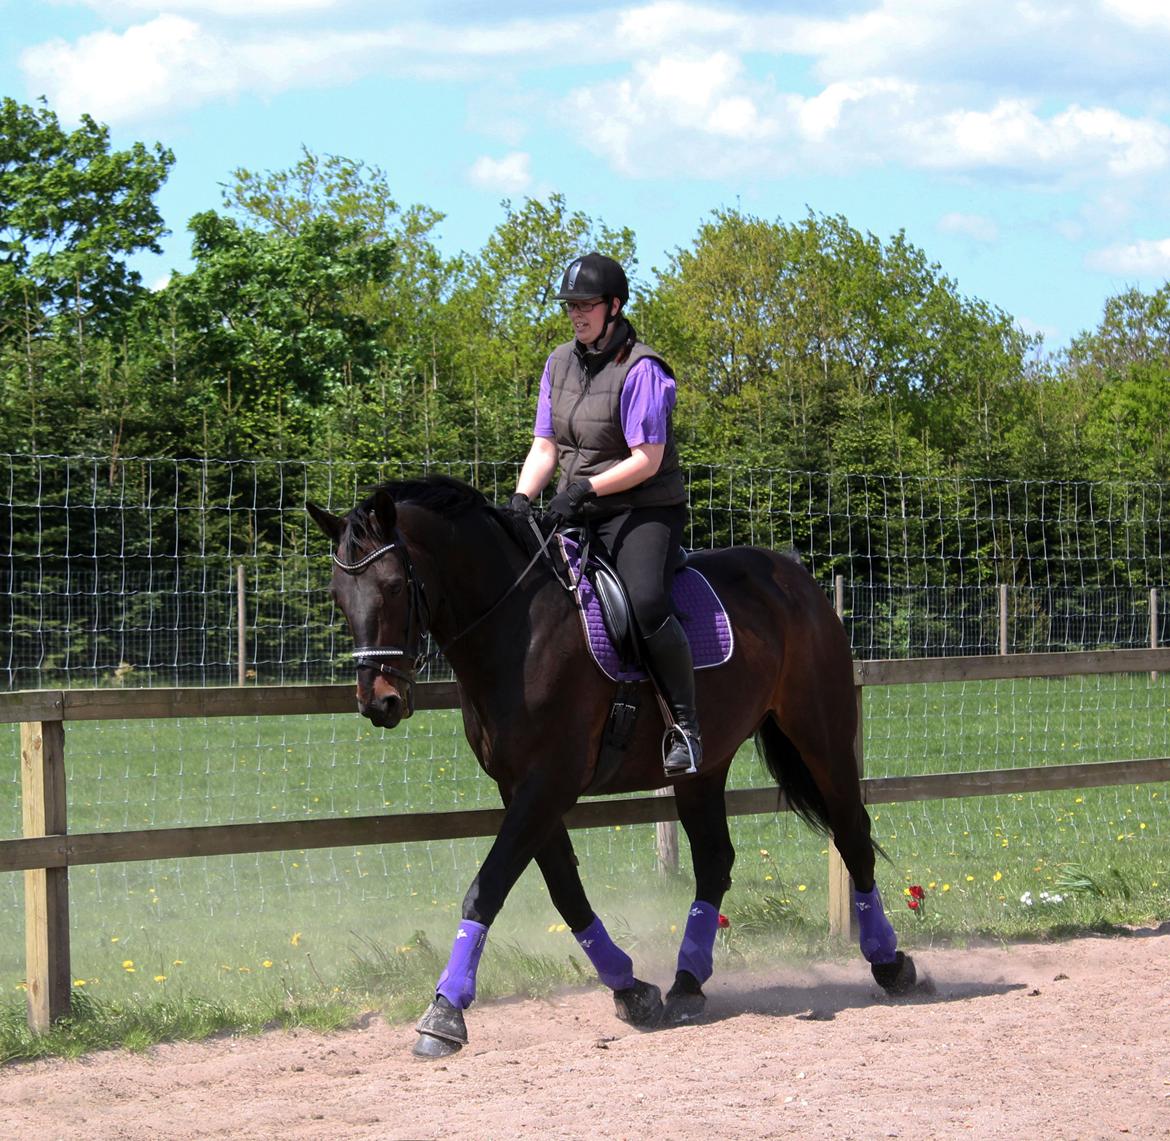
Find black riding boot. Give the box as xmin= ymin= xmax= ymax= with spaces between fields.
xmin=641 ymin=616 xmax=703 ymax=776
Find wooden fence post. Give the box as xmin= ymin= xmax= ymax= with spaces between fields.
xmin=655 ymin=786 xmax=679 ymax=875
xmin=237 ymin=564 xmax=247 ymax=687
xmin=21 ymin=718 xmax=71 ymax=1032
xmin=1151 ymin=587 xmax=1159 ymax=682
xmin=828 ymin=575 xmax=858 ymax=940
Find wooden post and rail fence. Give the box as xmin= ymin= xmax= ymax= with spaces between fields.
xmin=5 ymin=642 xmax=1170 ymax=1034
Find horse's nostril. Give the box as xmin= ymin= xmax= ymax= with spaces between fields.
xmin=359 ymin=692 xmax=403 ymax=729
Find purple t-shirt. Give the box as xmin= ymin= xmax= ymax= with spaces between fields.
xmin=533 ymin=356 xmax=676 ymax=447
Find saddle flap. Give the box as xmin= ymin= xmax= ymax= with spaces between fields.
xmin=589 ymin=558 xmax=636 ymax=663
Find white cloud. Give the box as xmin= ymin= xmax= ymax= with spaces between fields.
xmin=937 ymin=212 xmax=1000 ymax=244
xmin=18 ymin=1 xmax=1170 ymax=193
xmin=900 ymin=99 xmax=1170 ymax=181
xmin=19 ymin=14 xmax=401 ymax=122
xmin=468 ymin=152 xmax=532 ymax=194
xmin=792 ymin=78 xmax=911 ymax=143
xmin=567 ymin=52 xmax=781 ymax=176
xmin=1086 ymin=237 xmax=1170 ymax=276
xmin=21 ymin=16 xmax=234 ymax=122
xmin=1101 ymin=0 xmax=1170 ymax=33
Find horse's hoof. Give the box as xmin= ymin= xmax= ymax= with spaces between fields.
xmin=412 ymin=994 xmax=468 ymax=1059
xmin=613 ymin=978 xmax=663 ymax=1027
xmin=412 ymin=1031 xmax=463 ymax=1059
xmin=663 ymin=970 xmax=706 ymax=1025
xmin=872 ymin=950 xmax=917 ymax=995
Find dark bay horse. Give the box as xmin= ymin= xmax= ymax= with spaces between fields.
xmin=308 ymin=475 xmax=916 ymax=1058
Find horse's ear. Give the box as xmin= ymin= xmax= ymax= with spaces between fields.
xmin=307 ymin=501 xmax=345 ymax=546
xmin=369 ymin=488 xmax=398 ymax=537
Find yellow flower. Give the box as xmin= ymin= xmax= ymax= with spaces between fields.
xmin=154 ymin=975 xmax=167 ymax=983
xmin=73 ymin=979 xmax=87 ymax=987
xmin=262 ymin=960 xmax=273 ymax=969
xmin=172 ymin=960 xmax=184 ymax=967
xmin=122 ymin=960 xmax=135 ymax=972
xmin=993 ymin=871 xmax=1003 ymax=882
xmin=797 ymin=884 xmax=807 ymax=892
xmin=290 ymin=932 xmax=302 ymax=946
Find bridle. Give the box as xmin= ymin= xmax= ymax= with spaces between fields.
xmin=332 ymin=529 xmax=429 ymax=716
xmin=332 ymin=515 xmax=579 ymax=711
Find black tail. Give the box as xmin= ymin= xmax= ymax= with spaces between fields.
xmin=754 ymin=714 xmax=832 ymax=835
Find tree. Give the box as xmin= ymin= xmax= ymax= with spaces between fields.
xmin=640 ymin=208 xmax=1036 ymax=473
xmin=159 ymin=210 xmax=396 ymax=458
xmin=221 ymin=148 xmax=459 ymax=467
xmin=1056 ymin=285 xmax=1170 ymax=479
xmin=0 ymin=97 xmax=173 ymax=451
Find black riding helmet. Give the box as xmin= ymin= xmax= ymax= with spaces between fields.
xmin=554 ymin=253 xmax=629 ymax=346
xmin=554 ymin=252 xmax=630 ymax=307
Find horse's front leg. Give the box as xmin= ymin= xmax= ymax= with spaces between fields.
xmin=413 ymin=772 xmax=572 ymax=1058
xmin=534 ymin=822 xmax=664 ymax=1029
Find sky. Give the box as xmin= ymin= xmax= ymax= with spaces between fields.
xmin=4 ymin=0 xmax=1170 ymax=352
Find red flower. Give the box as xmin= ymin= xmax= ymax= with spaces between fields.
xmin=906 ymin=884 xmax=927 ymax=919
xmin=717 ymin=913 xmax=730 ymax=929
xmin=906 ymin=898 xmax=920 ymax=911
xmin=909 ymin=884 xmax=926 ymax=900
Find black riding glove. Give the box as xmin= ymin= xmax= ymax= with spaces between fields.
xmin=507 ymin=492 xmax=532 ymax=518
xmin=544 ymin=480 xmax=596 ymax=526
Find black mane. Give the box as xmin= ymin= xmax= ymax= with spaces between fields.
xmin=371 ymin=474 xmax=488 ymax=517
xmin=347 ymin=474 xmax=540 ymax=558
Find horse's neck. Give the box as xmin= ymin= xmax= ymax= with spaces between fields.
xmin=402 ymin=506 xmax=532 ymax=649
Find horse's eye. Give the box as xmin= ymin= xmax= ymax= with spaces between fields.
xmin=386 ymin=578 xmax=404 ymax=598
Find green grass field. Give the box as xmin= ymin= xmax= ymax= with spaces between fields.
xmin=3 ymin=673 xmax=1169 ymax=1057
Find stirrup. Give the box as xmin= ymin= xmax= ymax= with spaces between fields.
xmin=662 ymin=725 xmax=700 ymax=776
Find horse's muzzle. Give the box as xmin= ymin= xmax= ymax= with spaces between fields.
xmin=357 ymin=690 xmax=403 ymax=728
xmin=356 ymin=672 xmax=415 ymax=729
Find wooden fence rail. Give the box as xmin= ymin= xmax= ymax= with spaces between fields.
xmin=5 ymin=648 xmax=1170 ymax=1033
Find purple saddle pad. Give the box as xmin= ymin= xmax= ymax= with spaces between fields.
xmin=558 ymin=535 xmax=734 ymax=683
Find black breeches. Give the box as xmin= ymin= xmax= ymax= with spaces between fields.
xmin=589 ymin=504 xmax=686 ymax=638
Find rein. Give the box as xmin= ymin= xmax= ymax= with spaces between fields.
xmin=433 ymin=517 xmax=560 ymax=654
xmin=333 ymin=513 xmax=575 ymax=684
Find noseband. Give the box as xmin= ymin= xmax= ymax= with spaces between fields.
xmin=332 ymin=530 xmax=429 ymax=715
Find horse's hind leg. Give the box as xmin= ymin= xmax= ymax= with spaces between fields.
xmin=825 ymin=793 xmax=916 ymax=993
xmin=663 ymin=773 xmax=736 ymax=1025
xmin=535 ymin=823 xmax=663 ymax=1028
xmin=759 ymin=713 xmax=917 ymax=995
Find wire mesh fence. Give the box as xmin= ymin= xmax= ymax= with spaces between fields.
xmin=3 ymin=454 xmax=1169 ymax=999
xmin=4 ymin=454 xmax=1169 ymax=689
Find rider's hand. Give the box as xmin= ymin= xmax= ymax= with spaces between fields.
xmin=544 ymin=480 xmax=596 ymax=526
xmin=507 ymin=492 xmax=532 ymax=518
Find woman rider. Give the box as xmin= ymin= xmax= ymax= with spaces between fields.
xmin=510 ymin=252 xmax=701 ymax=777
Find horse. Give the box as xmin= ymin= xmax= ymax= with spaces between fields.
xmin=308 ymin=475 xmax=916 ymax=1058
